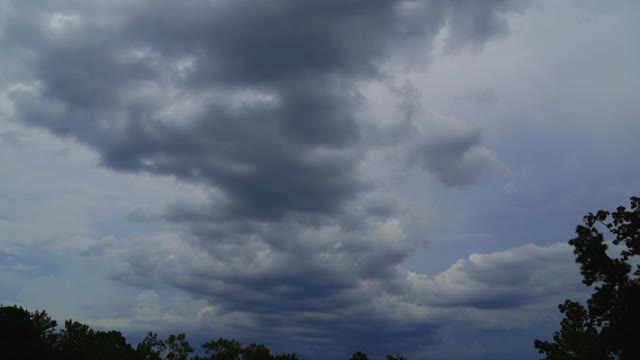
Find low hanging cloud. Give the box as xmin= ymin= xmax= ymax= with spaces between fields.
xmin=95 ymin=235 xmax=584 ymax=357
xmin=1 ymin=0 xmax=532 ymax=356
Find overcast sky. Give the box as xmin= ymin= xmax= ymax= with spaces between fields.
xmin=0 ymin=1 xmax=639 ymax=359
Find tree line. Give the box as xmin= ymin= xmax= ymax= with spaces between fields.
xmin=0 ymin=303 xmax=407 ymax=360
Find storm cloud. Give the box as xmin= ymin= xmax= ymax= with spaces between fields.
xmin=1 ymin=0 xmax=535 ymax=357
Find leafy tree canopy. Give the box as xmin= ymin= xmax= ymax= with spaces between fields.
xmin=535 ymin=196 xmax=640 ymax=360
xmin=349 ymin=351 xmax=369 ymax=360
xmin=0 ymin=305 xmax=406 ymax=360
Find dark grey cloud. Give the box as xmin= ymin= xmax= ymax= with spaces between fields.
xmin=1 ymin=0 xmax=532 ymax=357
xmin=105 ymin=201 xmax=434 ymax=358
xmin=113 ymin=195 xmax=416 ymax=309
xmin=102 ymin=235 xmax=582 ymax=358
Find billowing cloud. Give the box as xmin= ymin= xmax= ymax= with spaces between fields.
xmin=409 ymin=243 xmax=585 ymax=310
xmin=93 ymin=236 xmax=585 ymax=357
xmin=0 ymin=0 xmax=533 ymax=357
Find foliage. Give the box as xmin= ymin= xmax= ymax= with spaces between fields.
xmin=272 ymin=354 xmax=301 ymax=360
xmin=349 ymin=351 xmax=369 ymax=360
xmin=0 ymin=305 xmax=401 ymax=359
xmin=385 ymin=354 xmax=407 ymax=360
xmin=137 ymin=332 xmax=164 ymax=360
xmin=0 ymin=305 xmax=56 ymax=359
xmin=199 ymin=337 xmax=243 ymax=360
xmin=534 ymin=196 xmax=640 ymax=360
xmin=242 ymin=342 xmax=273 ymax=360
xmin=164 ymin=333 xmax=195 ymax=360
xmin=196 ymin=338 xmax=299 ymax=360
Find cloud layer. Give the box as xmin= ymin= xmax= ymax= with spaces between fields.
xmin=7 ymin=0 xmax=617 ymax=358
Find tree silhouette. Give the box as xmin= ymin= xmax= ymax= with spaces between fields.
xmin=0 ymin=304 xmax=413 ymax=359
xmin=56 ymin=320 xmax=95 ymax=359
xmin=349 ymin=351 xmax=369 ymax=360
xmin=0 ymin=305 xmax=57 ymax=359
xmin=242 ymin=342 xmax=273 ymax=360
xmin=91 ymin=330 xmax=137 ymax=360
xmin=136 ymin=332 xmax=163 ymax=360
xmin=163 ymin=333 xmax=195 ymax=360
xmin=199 ymin=337 xmax=243 ymax=360
xmin=535 ymin=196 xmax=640 ymax=359
xmin=385 ymin=354 xmax=407 ymax=360
xmin=55 ymin=319 xmax=137 ymax=360
xmin=196 ymin=338 xmax=300 ymax=360
xmin=272 ymin=353 xmax=301 ymax=360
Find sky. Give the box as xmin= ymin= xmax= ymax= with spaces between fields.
xmin=0 ymin=0 xmax=639 ymax=359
